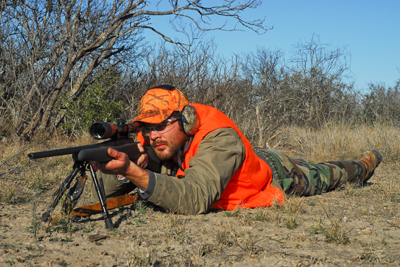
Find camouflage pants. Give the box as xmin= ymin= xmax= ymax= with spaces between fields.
xmin=254 ymin=148 xmax=367 ymax=196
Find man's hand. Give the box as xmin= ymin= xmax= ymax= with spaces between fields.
xmin=136 ymin=143 xmax=148 ymax=168
xmin=99 ymin=148 xmax=130 ymax=174
xmin=99 ymin=147 xmax=149 ymax=190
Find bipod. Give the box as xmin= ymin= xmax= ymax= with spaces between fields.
xmin=41 ymin=158 xmax=115 ymax=229
xmin=88 ymin=162 xmax=114 ymax=229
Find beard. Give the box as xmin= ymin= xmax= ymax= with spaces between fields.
xmin=151 ymin=138 xmax=183 ymax=161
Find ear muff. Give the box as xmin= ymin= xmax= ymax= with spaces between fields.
xmin=181 ymin=105 xmax=200 ymax=136
xmin=151 ymin=85 xmax=200 ymax=136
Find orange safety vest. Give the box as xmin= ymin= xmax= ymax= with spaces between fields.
xmin=138 ymin=103 xmax=285 ymax=210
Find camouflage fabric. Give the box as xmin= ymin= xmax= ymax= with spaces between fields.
xmin=181 ymin=105 xmax=200 ymax=135
xmin=132 ymin=87 xmax=190 ymax=124
xmin=254 ymin=148 xmax=367 ymax=196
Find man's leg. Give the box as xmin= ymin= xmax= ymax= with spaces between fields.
xmin=91 ymin=171 xmax=136 ymax=201
xmin=255 ymin=148 xmax=382 ymax=196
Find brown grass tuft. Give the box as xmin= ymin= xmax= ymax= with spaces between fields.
xmin=270 ymin=122 xmax=400 ymax=166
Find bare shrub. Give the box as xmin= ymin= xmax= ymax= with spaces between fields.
xmin=361 ymin=80 xmax=400 ymax=125
xmin=0 ymin=0 xmax=268 ymax=140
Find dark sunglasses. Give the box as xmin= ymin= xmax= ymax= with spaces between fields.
xmin=140 ymin=117 xmax=179 ymax=136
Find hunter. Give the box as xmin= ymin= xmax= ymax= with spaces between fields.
xmin=96 ymin=85 xmax=383 ymax=215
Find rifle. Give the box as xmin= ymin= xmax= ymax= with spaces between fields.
xmin=28 ymin=119 xmax=161 ymax=229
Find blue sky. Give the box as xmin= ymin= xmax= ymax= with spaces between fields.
xmin=143 ymin=0 xmax=400 ymax=92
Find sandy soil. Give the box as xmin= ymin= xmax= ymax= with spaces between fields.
xmin=1 ymin=167 xmax=400 ymax=267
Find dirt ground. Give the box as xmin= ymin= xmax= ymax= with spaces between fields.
xmin=1 ymin=166 xmax=400 ymax=267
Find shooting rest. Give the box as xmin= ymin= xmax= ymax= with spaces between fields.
xmin=41 ymin=158 xmax=119 ymax=229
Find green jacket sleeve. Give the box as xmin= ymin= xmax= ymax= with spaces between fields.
xmin=147 ymin=128 xmax=245 ymax=215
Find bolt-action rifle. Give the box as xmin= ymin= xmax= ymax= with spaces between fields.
xmin=28 ymin=119 xmax=160 ymax=229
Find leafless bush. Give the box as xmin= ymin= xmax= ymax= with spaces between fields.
xmin=0 ymin=0 xmax=268 ymax=140
xmin=361 ymin=80 xmax=400 ymax=125
xmin=115 ymin=36 xmax=366 ymax=147
xmin=2 ymin=0 xmax=398 ymax=144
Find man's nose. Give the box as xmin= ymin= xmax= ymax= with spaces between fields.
xmin=149 ymin=129 xmax=161 ymax=140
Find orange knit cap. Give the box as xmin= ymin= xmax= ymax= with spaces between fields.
xmin=132 ymin=87 xmax=189 ymax=124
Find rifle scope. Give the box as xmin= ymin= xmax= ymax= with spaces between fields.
xmin=90 ymin=119 xmax=140 ymax=140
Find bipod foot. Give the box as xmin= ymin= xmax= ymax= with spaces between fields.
xmin=41 ymin=206 xmax=53 ymax=222
xmin=104 ymin=217 xmax=114 ymax=229
xmin=41 ymin=211 xmax=51 ymax=222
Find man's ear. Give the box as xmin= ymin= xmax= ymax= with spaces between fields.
xmin=181 ymin=105 xmax=200 ymax=136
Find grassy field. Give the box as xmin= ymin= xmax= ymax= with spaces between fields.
xmin=0 ymin=123 xmax=399 ymax=266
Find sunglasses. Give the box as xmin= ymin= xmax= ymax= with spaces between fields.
xmin=140 ymin=117 xmax=179 ymax=136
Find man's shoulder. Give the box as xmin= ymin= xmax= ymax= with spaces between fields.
xmin=200 ymin=128 xmax=245 ymax=155
xmin=203 ymin=127 xmax=241 ymax=140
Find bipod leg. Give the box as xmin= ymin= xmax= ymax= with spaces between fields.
xmin=63 ymin=170 xmax=88 ymax=215
xmin=89 ymin=163 xmax=114 ymax=229
xmin=41 ymin=163 xmax=81 ymax=222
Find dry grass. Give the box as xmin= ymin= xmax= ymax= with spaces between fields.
xmin=1 ymin=122 xmax=398 ymax=204
xmin=0 ymin=122 xmax=400 ymax=265
xmin=268 ymin=122 xmax=400 ymax=165
xmin=163 ymin=214 xmax=191 ymax=244
xmin=0 ymin=132 xmax=95 ymax=203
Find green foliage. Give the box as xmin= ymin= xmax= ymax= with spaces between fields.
xmin=285 ymin=216 xmax=299 ymax=229
xmin=135 ymin=201 xmax=147 ymax=226
xmin=311 ymin=220 xmax=350 ymax=245
xmin=56 ymin=69 xmax=124 ymax=133
xmin=358 ymin=246 xmax=380 ymax=262
xmin=63 ymin=237 xmax=73 ymax=242
xmin=216 ymin=229 xmax=235 ymax=247
xmin=49 ymin=215 xmax=77 ymax=233
xmin=224 ymin=208 xmax=241 ymax=217
xmin=5 ymin=260 xmax=15 ymax=266
xmin=25 ymin=218 xmax=41 ymax=234
xmin=83 ymin=226 xmax=94 ymax=233
xmin=253 ymin=208 xmax=269 ymax=221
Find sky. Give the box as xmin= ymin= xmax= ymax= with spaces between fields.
xmin=143 ymin=0 xmax=400 ymax=92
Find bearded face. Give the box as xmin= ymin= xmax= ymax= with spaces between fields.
xmin=146 ymin=120 xmax=188 ymax=162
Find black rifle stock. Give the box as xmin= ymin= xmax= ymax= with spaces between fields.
xmin=28 ymin=119 xmax=161 ymax=229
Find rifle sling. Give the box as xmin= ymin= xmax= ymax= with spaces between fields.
xmin=51 ymin=194 xmax=138 ymax=224
xmin=72 ymin=194 xmax=138 ymax=216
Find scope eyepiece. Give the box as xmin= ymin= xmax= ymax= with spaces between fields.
xmin=90 ymin=122 xmax=116 ymax=140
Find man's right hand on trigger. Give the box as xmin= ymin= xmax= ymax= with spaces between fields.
xmin=100 ymin=147 xmax=150 ymax=190
xmin=136 ymin=143 xmax=148 ymax=168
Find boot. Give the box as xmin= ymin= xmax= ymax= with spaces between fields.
xmin=357 ymin=148 xmax=383 ymax=184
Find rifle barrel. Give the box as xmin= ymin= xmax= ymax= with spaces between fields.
xmin=27 ymin=139 xmax=134 ymax=160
